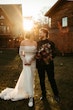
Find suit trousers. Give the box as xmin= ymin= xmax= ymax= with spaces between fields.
xmin=37 ymin=61 xmax=59 ymax=97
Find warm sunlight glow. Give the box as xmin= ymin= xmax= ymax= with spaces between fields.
xmin=23 ymin=17 xmax=34 ymax=31
xmin=21 ymin=0 xmax=57 ymax=31
xmin=22 ymin=0 xmax=39 ymax=17
xmin=21 ymin=0 xmax=58 ymax=23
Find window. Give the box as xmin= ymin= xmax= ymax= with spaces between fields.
xmin=0 ymin=15 xmax=4 ymax=19
xmin=48 ymin=18 xmax=51 ymax=28
xmin=1 ymin=22 xmax=3 ymax=25
xmin=7 ymin=26 xmax=10 ymax=32
xmin=4 ymin=26 xmax=6 ymax=33
xmin=0 ymin=26 xmax=6 ymax=33
xmin=62 ymin=17 xmax=68 ymax=27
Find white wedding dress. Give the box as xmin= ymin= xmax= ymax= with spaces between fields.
xmin=0 ymin=46 xmax=37 ymax=101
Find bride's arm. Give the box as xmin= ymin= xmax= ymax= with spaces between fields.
xmin=29 ymin=42 xmax=37 ymax=64
xmin=19 ymin=45 xmax=33 ymax=65
xmin=19 ymin=46 xmax=25 ymax=61
xmin=19 ymin=40 xmax=26 ymax=61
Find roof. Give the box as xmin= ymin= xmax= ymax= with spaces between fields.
xmin=0 ymin=7 xmax=12 ymax=25
xmin=45 ymin=0 xmax=66 ymax=17
xmin=0 ymin=5 xmax=22 ymax=26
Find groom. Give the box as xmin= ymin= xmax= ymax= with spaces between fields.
xmin=36 ymin=28 xmax=60 ymax=102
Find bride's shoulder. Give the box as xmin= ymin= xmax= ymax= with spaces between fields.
xmin=20 ymin=40 xmax=26 ymax=46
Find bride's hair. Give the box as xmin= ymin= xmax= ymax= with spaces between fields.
xmin=24 ymin=32 xmax=34 ymax=40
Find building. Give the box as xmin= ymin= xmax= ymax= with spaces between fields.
xmin=0 ymin=7 xmax=13 ymax=48
xmin=0 ymin=5 xmax=22 ymax=48
xmin=45 ymin=0 xmax=73 ymax=55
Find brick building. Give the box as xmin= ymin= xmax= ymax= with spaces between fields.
xmin=45 ymin=0 xmax=73 ymax=55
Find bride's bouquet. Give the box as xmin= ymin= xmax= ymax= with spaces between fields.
xmin=36 ymin=43 xmax=53 ymax=64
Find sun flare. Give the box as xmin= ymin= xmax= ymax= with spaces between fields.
xmin=23 ymin=17 xmax=34 ymax=31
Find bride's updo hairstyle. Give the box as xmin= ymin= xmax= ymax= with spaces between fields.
xmin=24 ymin=32 xmax=34 ymax=40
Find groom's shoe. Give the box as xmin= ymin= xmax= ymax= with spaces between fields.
xmin=28 ymin=97 xmax=33 ymax=107
xmin=54 ymin=95 xmax=60 ymax=103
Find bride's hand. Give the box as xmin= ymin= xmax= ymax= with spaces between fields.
xmin=21 ymin=51 xmax=25 ymax=56
xmin=24 ymin=63 xmax=31 ymax=65
xmin=24 ymin=59 xmax=31 ymax=65
xmin=24 ymin=60 xmax=32 ymax=65
xmin=24 ymin=56 xmax=35 ymax=65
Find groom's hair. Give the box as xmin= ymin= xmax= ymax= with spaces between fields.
xmin=40 ymin=28 xmax=49 ymax=38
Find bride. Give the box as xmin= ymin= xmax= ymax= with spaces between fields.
xmin=0 ymin=32 xmax=37 ymax=107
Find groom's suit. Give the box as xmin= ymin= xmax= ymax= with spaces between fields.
xmin=36 ymin=39 xmax=59 ymax=98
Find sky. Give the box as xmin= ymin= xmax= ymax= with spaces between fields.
xmin=0 ymin=0 xmax=58 ymax=16
xmin=22 ymin=0 xmax=58 ymax=16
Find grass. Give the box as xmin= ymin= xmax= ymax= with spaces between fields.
xmin=0 ymin=48 xmax=73 ymax=110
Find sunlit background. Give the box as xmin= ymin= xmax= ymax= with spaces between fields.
xmin=21 ymin=0 xmax=58 ymax=31
xmin=0 ymin=0 xmax=73 ymax=55
xmin=0 ymin=0 xmax=58 ymax=17
xmin=23 ymin=17 xmax=34 ymax=31
xmin=0 ymin=0 xmax=58 ymax=48
xmin=0 ymin=0 xmax=58 ymax=31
